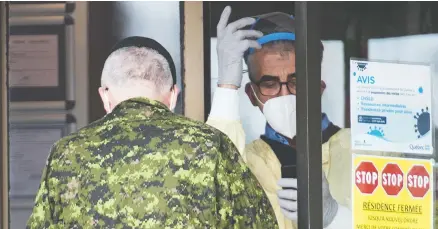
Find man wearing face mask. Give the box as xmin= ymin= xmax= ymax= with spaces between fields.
xmin=26 ymin=36 xmax=279 ymax=229
xmin=207 ymin=7 xmax=352 ymax=229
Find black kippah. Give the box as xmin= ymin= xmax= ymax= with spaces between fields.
xmin=110 ymin=36 xmax=177 ymax=85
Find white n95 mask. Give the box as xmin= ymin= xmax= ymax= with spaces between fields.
xmin=263 ymin=95 xmax=297 ymax=139
xmin=250 ymin=85 xmax=297 ymax=139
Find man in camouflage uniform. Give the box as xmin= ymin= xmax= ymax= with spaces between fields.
xmin=26 ymin=36 xmax=278 ymax=229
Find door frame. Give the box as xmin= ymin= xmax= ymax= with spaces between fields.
xmin=1 ymin=2 xmax=9 ymax=229
xmin=181 ymin=1 xmax=205 ymax=122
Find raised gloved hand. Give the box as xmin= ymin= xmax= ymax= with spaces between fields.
xmin=277 ymin=171 xmax=338 ymax=228
xmin=216 ymin=6 xmax=263 ymax=88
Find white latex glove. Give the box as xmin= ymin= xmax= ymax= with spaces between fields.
xmin=216 ymin=6 xmax=263 ymax=88
xmin=277 ymin=171 xmax=338 ymax=228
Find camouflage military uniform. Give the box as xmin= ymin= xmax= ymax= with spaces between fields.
xmin=26 ymin=97 xmax=278 ymax=229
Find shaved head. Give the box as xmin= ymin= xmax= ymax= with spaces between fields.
xmin=101 ymin=46 xmax=173 ymax=95
xmin=98 ymin=46 xmax=179 ymax=114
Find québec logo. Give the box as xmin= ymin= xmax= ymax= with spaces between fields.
xmin=409 ymin=144 xmax=430 ymax=151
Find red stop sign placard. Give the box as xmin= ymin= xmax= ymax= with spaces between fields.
xmin=407 ymin=165 xmax=430 ymax=198
xmin=381 ymin=163 xmax=404 ymax=196
xmin=355 ymin=161 xmax=379 ymax=194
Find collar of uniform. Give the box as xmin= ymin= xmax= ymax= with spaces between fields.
xmin=111 ymin=97 xmax=170 ymax=115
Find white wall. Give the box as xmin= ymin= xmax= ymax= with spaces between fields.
xmin=321 ymin=41 xmax=345 ymax=129
xmin=368 ymin=34 xmax=438 ymax=63
xmin=210 ymin=38 xmax=345 ymax=144
xmin=113 ymin=1 xmax=182 ymax=113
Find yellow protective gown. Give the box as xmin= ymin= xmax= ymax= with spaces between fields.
xmin=207 ymin=117 xmax=355 ymax=229
xmin=206 ymin=88 xmax=406 ymax=229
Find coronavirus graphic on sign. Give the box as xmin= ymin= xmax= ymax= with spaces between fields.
xmin=407 ymin=165 xmax=430 ymax=198
xmin=381 ymin=163 xmax=404 ymax=196
xmin=355 ymin=161 xmax=379 ymax=194
xmin=414 ymin=107 xmax=430 ymax=138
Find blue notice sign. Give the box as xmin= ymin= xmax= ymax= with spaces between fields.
xmin=350 ymin=60 xmax=433 ymax=155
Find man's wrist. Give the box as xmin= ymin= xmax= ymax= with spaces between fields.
xmin=209 ymin=87 xmax=240 ymax=120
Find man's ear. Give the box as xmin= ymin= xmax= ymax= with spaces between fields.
xmin=321 ymin=80 xmax=326 ymax=95
xmin=172 ymin=84 xmax=180 ymax=96
xmin=245 ymin=83 xmax=258 ymax=106
xmin=98 ymin=87 xmax=111 ymax=114
xmin=169 ymin=84 xmax=180 ymax=109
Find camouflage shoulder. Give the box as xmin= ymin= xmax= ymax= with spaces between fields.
xmin=49 ymin=116 xmax=110 ymax=155
xmin=171 ymin=114 xmax=233 ymax=142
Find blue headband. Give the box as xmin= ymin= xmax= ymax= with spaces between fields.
xmin=247 ymin=32 xmax=296 ymax=55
